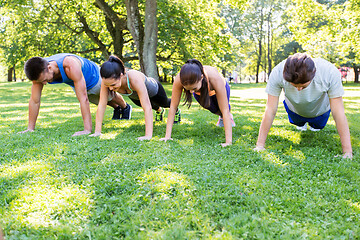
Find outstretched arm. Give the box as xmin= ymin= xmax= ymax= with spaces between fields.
xmin=160 ymin=74 xmax=183 ymax=142
xmin=63 ymin=56 xmax=92 ymax=136
xmin=18 ymin=82 xmax=43 ymax=133
xmin=90 ymin=81 xmax=109 ymax=136
xmin=130 ymin=71 xmax=153 ymax=140
xmin=255 ymin=94 xmax=279 ymax=150
xmin=209 ymin=67 xmax=232 ymax=146
xmin=330 ymin=97 xmax=352 ymax=158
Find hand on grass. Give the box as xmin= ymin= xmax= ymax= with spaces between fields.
xmin=221 ymin=142 xmax=232 ymax=147
xmin=89 ymin=132 xmax=101 ymax=137
xmin=159 ymin=137 xmax=173 ymax=142
xmin=137 ymin=136 xmax=152 ymax=141
xmin=17 ymin=129 xmax=34 ymax=134
xmin=253 ymin=145 xmax=266 ymax=152
xmin=72 ymin=130 xmax=91 ymax=137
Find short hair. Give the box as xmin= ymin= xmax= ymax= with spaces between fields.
xmin=100 ymin=55 xmax=125 ymax=79
xmin=24 ymin=57 xmax=49 ymax=81
xmin=283 ymin=53 xmax=316 ymax=84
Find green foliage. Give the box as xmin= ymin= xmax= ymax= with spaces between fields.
xmin=0 ymin=82 xmax=359 ymax=238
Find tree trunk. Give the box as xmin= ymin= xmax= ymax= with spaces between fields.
xmin=354 ymin=65 xmax=359 ymax=83
xmin=267 ymin=12 xmax=272 ymax=80
xmin=13 ymin=65 xmax=16 ymax=81
xmin=143 ymin=0 xmax=158 ymax=80
xmin=125 ymin=0 xmax=145 ymax=73
xmin=7 ymin=66 xmax=14 ymax=82
xmin=125 ymin=0 xmax=159 ymax=80
xmin=255 ymin=38 xmax=262 ymax=83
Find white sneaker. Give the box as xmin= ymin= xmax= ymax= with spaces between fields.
xmin=296 ymin=123 xmax=307 ymax=131
xmin=309 ymin=126 xmax=320 ymax=132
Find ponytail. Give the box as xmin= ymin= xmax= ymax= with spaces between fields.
xmin=100 ymin=55 xmax=125 ymax=79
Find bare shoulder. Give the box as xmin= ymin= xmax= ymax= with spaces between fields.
xmin=127 ymin=69 xmax=145 ymax=81
xmin=62 ymin=56 xmax=82 ymax=70
xmin=204 ymin=65 xmax=220 ymax=75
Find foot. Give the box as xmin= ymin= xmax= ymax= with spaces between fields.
xmin=121 ymin=103 xmax=132 ymax=120
xmin=112 ymin=106 xmax=122 ymax=120
xmin=174 ymin=109 xmax=181 ymax=124
xmin=155 ymin=108 xmax=165 ymax=122
xmin=296 ymin=123 xmax=307 ymax=131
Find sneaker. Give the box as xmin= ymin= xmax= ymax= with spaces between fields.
xmin=230 ymin=114 xmax=236 ymax=127
xmin=112 ymin=106 xmax=122 ymax=120
xmin=216 ymin=114 xmax=236 ymax=127
xmin=296 ymin=123 xmax=307 ymax=131
xmin=216 ymin=116 xmax=224 ymax=127
xmin=155 ymin=108 xmax=164 ymax=122
xmin=121 ymin=103 xmax=132 ymax=120
xmin=309 ymin=126 xmax=320 ymax=132
xmin=174 ymin=109 xmax=181 ymax=124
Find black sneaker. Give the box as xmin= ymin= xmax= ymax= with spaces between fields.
xmin=155 ymin=108 xmax=164 ymax=122
xmin=121 ymin=103 xmax=132 ymax=120
xmin=112 ymin=106 xmax=122 ymax=120
xmin=174 ymin=109 xmax=181 ymax=124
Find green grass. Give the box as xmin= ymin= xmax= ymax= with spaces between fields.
xmin=0 ymin=81 xmax=359 ymax=239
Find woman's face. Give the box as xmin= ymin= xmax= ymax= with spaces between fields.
xmin=103 ymin=77 xmax=121 ymax=92
xmin=182 ymin=75 xmax=203 ymax=93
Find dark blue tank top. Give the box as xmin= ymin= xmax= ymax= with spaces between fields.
xmin=46 ymin=53 xmax=99 ymax=90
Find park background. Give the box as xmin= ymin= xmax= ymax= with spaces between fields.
xmin=1 ymin=0 xmax=360 ymax=239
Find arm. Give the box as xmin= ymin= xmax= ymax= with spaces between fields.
xmin=329 ymin=97 xmax=352 ymax=158
xmin=63 ymin=57 xmax=92 ymax=136
xmin=18 ymin=82 xmax=43 ymax=133
xmin=129 ymin=71 xmax=153 ymax=140
xmin=90 ymin=81 xmax=109 ymax=136
xmin=255 ymin=94 xmax=279 ymax=150
xmin=209 ymin=67 xmax=232 ymax=146
xmin=160 ymin=74 xmax=183 ymax=141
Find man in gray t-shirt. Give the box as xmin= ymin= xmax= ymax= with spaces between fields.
xmin=255 ymin=53 xmax=352 ymax=158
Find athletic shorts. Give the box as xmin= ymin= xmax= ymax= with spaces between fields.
xmin=283 ymin=100 xmax=331 ymax=129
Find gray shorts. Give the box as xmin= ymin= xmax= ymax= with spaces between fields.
xmin=72 ymin=77 xmax=115 ymax=105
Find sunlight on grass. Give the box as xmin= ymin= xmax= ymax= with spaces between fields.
xmin=7 ymin=184 xmax=92 ymax=228
xmin=133 ymin=167 xmax=193 ymax=203
xmin=271 ymin=128 xmax=301 ymax=144
xmin=347 ymin=200 xmax=360 ymax=212
xmin=178 ymin=138 xmax=194 ymax=146
xmin=284 ymin=148 xmax=306 ymax=163
xmin=0 ymin=161 xmax=50 ymax=179
xmin=99 ymin=131 xmax=120 ymax=140
xmin=260 ymin=151 xmax=289 ymax=167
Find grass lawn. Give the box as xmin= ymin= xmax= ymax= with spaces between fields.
xmin=0 ymin=81 xmax=359 ymax=239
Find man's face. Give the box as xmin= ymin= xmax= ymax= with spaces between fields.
xmin=290 ymin=81 xmax=311 ymax=91
xmin=36 ymin=66 xmax=54 ymax=85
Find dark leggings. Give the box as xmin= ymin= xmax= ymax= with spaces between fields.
xmin=129 ymin=82 xmax=171 ymax=110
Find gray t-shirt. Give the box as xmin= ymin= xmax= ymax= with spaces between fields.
xmin=266 ymin=58 xmax=344 ymax=118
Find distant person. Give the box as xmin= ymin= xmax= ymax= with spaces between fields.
xmin=160 ymin=59 xmax=235 ymax=147
xmin=255 ymin=53 xmax=352 ymax=158
xmin=90 ymin=55 xmax=175 ymax=140
xmin=19 ymin=53 xmax=132 ymax=136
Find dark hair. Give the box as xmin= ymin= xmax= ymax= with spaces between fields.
xmin=100 ymin=55 xmax=125 ymax=79
xmin=180 ymin=59 xmax=210 ymax=108
xmin=24 ymin=57 xmax=49 ymax=80
xmin=283 ymin=53 xmax=316 ymax=84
